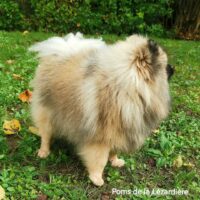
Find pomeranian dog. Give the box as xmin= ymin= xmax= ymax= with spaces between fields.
xmin=29 ymin=33 xmax=173 ymax=186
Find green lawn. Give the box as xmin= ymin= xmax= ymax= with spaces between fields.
xmin=0 ymin=31 xmax=199 ymax=200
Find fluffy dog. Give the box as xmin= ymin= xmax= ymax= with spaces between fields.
xmin=29 ymin=33 xmax=173 ymax=186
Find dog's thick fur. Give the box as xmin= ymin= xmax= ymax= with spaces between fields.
xmin=30 ymin=33 xmax=171 ymax=186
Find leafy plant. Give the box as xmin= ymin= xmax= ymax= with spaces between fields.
xmin=0 ymin=31 xmax=199 ymax=199
xmin=0 ymin=0 xmax=174 ymax=35
xmin=0 ymin=0 xmax=24 ymax=30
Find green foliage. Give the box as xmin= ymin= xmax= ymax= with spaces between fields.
xmin=0 ymin=0 xmax=174 ymax=35
xmin=147 ymin=24 xmax=165 ymax=37
xmin=0 ymin=0 xmax=24 ymax=30
xmin=0 ymin=32 xmax=199 ymax=199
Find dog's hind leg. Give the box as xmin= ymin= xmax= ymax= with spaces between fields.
xmin=34 ymin=106 xmax=53 ymax=158
xmin=37 ymin=123 xmax=52 ymax=158
xmin=109 ymin=153 xmax=125 ymax=168
xmin=78 ymin=143 xmax=110 ymax=186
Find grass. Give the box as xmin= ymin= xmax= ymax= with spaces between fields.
xmin=0 ymin=31 xmax=199 ymax=200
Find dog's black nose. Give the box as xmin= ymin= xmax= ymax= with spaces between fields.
xmin=166 ymin=64 xmax=174 ymax=80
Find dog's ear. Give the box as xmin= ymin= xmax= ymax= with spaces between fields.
xmin=133 ymin=44 xmax=152 ymax=81
xmin=148 ymin=39 xmax=159 ymax=55
xmin=133 ymin=39 xmax=160 ymax=82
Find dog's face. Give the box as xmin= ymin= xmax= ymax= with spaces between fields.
xmin=166 ymin=64 xmax=174 ymax=80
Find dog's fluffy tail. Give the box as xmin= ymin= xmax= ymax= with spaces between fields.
xmin=29 ymin=32 xmax=105 ymax=58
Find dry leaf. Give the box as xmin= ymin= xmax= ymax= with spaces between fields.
xmin=6 ymin=59 xmax=14 ymax=65
xmin=18 ymin=90 xmax=32 ymax=102
xmin=36 ymin=194 xmax=48 ymax=200
xmin=29 ymin=126 xmax=39 ymax=136
xmin=3 ymin=119 xmax=21 ymax=135
xmin=101 ymin=192 xmax=110 ymax=200
xmin=0 ymin=185 xmax=5 ymax=200
xmin=153 ymin=129 xmax=160 ymax=134
xmin=13 ymin=74 xmax=23 ymax=80
xmin=147 ymin=158 xmax=156 ymax=167
xmin=22 ymin=30 xmax=29 ymax=35
xmin=183 ymin=162 xmax=195 ymax=168
xmin=173 ymin=155 xmax=183 ymax=168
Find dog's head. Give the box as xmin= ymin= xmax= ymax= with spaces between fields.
xmin=128 ymin=35 xmax=174 ymax=82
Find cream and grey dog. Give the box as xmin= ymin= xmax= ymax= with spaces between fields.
xmin=29 ymin=33 xmax=173 ymax=186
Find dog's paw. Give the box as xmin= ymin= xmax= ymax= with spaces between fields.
xmin=89 ymin=173 xmax=104 ymax=186
xmin=111 ymin=158 xmax=125 ymax=168
xmin=37 ymin=148 xmax=50 ymax=158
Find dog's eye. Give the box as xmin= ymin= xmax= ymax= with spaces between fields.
xmin=166 ymin=64 xmax=174 ymax=80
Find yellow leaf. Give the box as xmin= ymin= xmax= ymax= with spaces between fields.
xmin=28 ymin=126 xmax=39 ymax=136
xmin=183 ymin=162 xmax=195 ymax=168
xmin=173 ymin=155 xmax=183 ymax=168
xmin=153 ymin=129 xmax=160 ymax=134
xmin=18 ymin=90 xmax=32 ymax=103
xmin=3 ymin=119 xmax=21 ymax=135
xmin=22 ymin=30 xmax=29 ymax=35
xmin=6 ymin=59 xmax=14 ymax=65
xmin=13 ymin=74 xmax=23 ymax=80
xmin=0 ymin=185 xmax=5 ymax=200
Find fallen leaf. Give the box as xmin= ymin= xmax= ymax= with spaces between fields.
xmin=153 ymin=129 xmax=160 ymax=134
xmin=13 ymin=74 xmax=23 ymax=80
xmin=22 ymin=30 xmax=29 ymax=35
xmin=147 ymin=158 xmax=156 ymax=167
xmin=173 ymin=155 xmax=183 ymax=168
xmin=0 ymin=185 xmax=5 ymax=200
xmin=101 ymin=192 xmax=110 ymax=200
xmin=29 ymin=126 xmax=40 ymax=136
xmin=3 ymin=119 xmax=21 ymax=135
xmin=6 ymin=59 xmax=14 ymax=65
xmin=18 ymin=90 xmax=32 ymax=102
xmin=183 ymin=162 xmax=195 ymax=168
xmin=36 ymin=194 xmax=48 ymax=200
